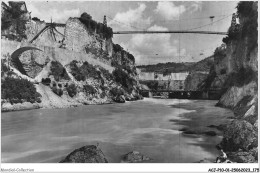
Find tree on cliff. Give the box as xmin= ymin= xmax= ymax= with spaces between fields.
xmin=113 ymin=68 xmax=136 ymax=93
xmin=1 ymin=77 xmax=41 ymax=104
xmin=237 ymin=1 xmax=258 ymax=51
xmin=1 ymin=1 xmax=28 ymax=40
xmin=79 ymin=12 xmax=113 ymax=39
xmin=223 ymin=1 xmax=257 ymax=52
xmin=81 ymin=12 xmax=92 ymax=20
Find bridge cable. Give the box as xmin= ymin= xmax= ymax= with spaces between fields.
xmin=107 ymin=13 xmax=232 ymax=32
xmin=106 ymin=15 xmax=144 ymax=30
xmin=154 ymin=13 xmax=232 ymax=23
xmin=178 ymin=6 xmax=181 ymax=161
xmin=185 ymin=14 xmax=232 ymax=31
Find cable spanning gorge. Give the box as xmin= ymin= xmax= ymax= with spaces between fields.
xmin=113 ymin=30 xmax=228 ymax=35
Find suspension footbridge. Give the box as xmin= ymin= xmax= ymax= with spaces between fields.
xmin=113 ymin=30 xmax=227 ymax=35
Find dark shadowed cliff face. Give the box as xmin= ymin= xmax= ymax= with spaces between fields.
xmin=217 ymin=1 xmax=258 ymax=111
xmin=213 ymin=2 xmax=258 ymax=163
xmin=184 ymin=72 xmax=209 ymax=91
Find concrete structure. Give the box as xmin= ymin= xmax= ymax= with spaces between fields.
xmin=137 ymin=71 xmax=189 ymax=90
xmin=138 ymin=72 xmax=155 ymax=81
xmin=138 ymin=71 xmax=188 ymax=81
xmin=140 ymin=89 xmax=222 ymax=100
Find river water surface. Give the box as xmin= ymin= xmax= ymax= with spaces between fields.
xmin=1 ymin=98 xmax=234 ymax=163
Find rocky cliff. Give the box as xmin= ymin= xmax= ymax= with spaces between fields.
xmin=1 ymin=1 xmax=142 ymax=112
xmin=64 ymin=17 xmax=113 ymax=58
xmin=209 ymin=2 xmax=258 ymax=163
xmin=184 ymin=72 xmax=209 ymax=91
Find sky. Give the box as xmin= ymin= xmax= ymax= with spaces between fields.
xmin=25 ymin=1 xmax=238 ymax=65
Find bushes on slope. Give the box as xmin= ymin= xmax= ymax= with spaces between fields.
xmin=79 ymin=12 xmax=113 ymax=39
xmin=99 ymin=67 xmax=113 ymax=81
xmin=223 ymin=2 xmax=257 ymax=52
xmin=66 ymin=83 xmax=77 ymax=97
xmin=1 ymin=60 xmax=16 ymax=78
xmin=1 ymin=77 xmax=41 ymax=104
xmin=69 ymin=60 xmax=85 ymax=81
xmin=112 ymin=68 xmax=136 ymax=93
xmin=83 ymin=84 xmax=96 ymax=95
xmin=1 ymin=2 xmax=27 ymax=41
xmin=80 ymin=61 xmax=101 ymax=79
xmin=51 ymin=86 xmax=63 ymax=96
xmin=110 ymin=87 xmax=124 ymax=97
xmin=237 ymin=1 xmax=258 ymax=38
xmin=112 ymin=44 xmax=135 ymax=67
xmin=113 ymin=44 xmax=123 ymax=53
xmin=50 ymin=61 xmax=70 ymax=81
xmin=69 ymin=60 xmax=101 ymax=81
xmin=126 ymin=52 xmax=135 ymax=64
xmin=223 ymin=67 xmax=257 ymax=88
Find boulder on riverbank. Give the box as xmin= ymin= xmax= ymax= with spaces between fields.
xmin=121 ymin=151 xmax=152 ymax=163
xmin=220 ymin=120 xmax=258 ymax=152
xmin=227 ymin=148 xmax=258 ymax=163
xmin=113 ymin=95 xmax=126 ymax=103
xmin=59 ymin=145 xmax=108 ymax=163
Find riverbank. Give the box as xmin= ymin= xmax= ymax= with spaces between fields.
xmin=169 ymin=100 xmax=235 ymax=163
xmin=170 ymin=100 xmax=234 ymax=134
xmin=1 ymin=101 xmax=42 ymax=112
xmin=1 ymin=97 xmax=144 ymax=112
xmin=1 ymin=98 xmax=111 ymax=112
xmin=2 ymin=98 xmax=125 ymax=112
xmin=1 ymin=82 xmax=142 ymax=112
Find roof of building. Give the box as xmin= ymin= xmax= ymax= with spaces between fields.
xmin=138 ymin=71 xmax=189 ymax=81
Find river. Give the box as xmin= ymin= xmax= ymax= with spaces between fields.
xmin=1 ymin=98 xmax=234 ymax=163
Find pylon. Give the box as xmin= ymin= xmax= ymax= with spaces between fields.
xmin=103 ymin=15 xmax=107 ymax=26
xmin=231 ymin=13 xmax=237 ymax=28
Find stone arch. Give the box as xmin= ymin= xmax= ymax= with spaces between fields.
xmin=10 ymin=47 xmax=43 ymax=75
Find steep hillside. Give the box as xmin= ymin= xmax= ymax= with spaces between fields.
xmin=183 ymin=56 xmax=214 ymax=90
xmin=137 ymin=56 xmax=214 ymax=74
xmin=191 ymin=56 xmax=214 ymax=72
xmin=184 ymin=72 xmax=209 ymax=91
xmin=137 ymin=56 xmax=214 ymax=91
xmin=137 ymin=62 xmax=195 ymax=73
xmin=1 ymin=1 xmax=142 ymax=112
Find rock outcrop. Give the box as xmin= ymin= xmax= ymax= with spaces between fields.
xmin=121 ymin=151 xmax=152 ymax=163
xmin=113 ymin=95 xmax=126 ymax=103
xmin=220 ymin=120 xmax=258 ymax=152
xmin=227 ymin=148 xmax=258 ymax=163
xmin=184 ymin=72 xmax=208 ymax=91
xmin=60 ymin=145 xmax=108 ymax=163
xmin=64 ymin=17 xmax=112 ymax=58
xmin=195 ymin=2 xmax=258 ymax=163
xmin=210 ymin=2 xmax=258 ymax=163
